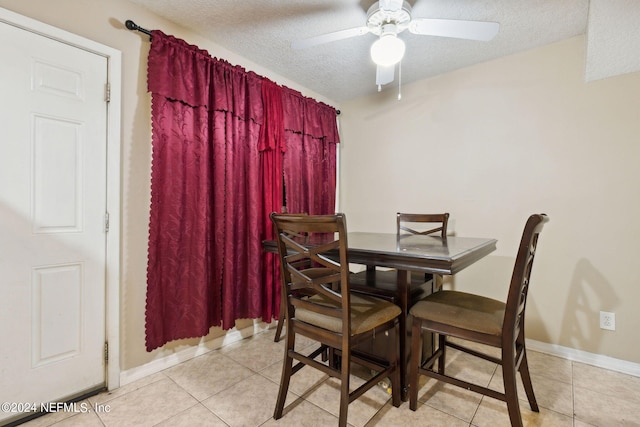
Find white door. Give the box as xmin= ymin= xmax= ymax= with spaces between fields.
xmin=0 ymin=19 xmax=108 ymax=424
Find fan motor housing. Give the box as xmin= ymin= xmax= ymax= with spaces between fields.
xmin=367 ymin=1 xmax=412 ymax=35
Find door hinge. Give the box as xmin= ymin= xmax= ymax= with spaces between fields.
xmin=105 ymin=82 xmax=111 ymax=103
xmin=105 ymin=211 xmax=110 ymax=233
xmin=104 ymin=342 xmax=109 ymax=363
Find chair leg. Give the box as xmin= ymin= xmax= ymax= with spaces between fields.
xmin=518 ymin=350 xmax=539 ymax=412
xmin=390 ymin=322 xmax=401 ymax=408
xmin=273 ymin=293 xmax=286 ymax=342
xmin=328 ymin=347 xmax=339 ymax=368
xmin=437 ymin=334 xmax=446 ymax=374
xmin=338 ymin=350 xmax=350 ymax=427
xmin=273 ymin=318 xmax=284 ymax=343
xmin=409 ymin=318 xmax=422 ymax=411
xmin=273 ymin=329 xmax=294 ymax=419
xmin=502 ymin=358 xmax=524 ymax=427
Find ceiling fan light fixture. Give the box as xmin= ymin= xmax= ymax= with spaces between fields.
xmin=370 ymin=33 xmax=405 ymax=66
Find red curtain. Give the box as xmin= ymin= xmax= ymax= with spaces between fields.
xmin=145 ymin=33 xmax=214 ymax=351
xmin=282 ymin=89 xmax=340 ymax=214
xmin=258 ymin=80 xmax=285 ymax=322
xmin=145 ymin=31 xmax=339 ymax=351
xmin=210 ymin=62 xmax=264 ymax=331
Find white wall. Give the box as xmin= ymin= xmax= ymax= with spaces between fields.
xmin=339 ymin=36 xmax=640 ymax=363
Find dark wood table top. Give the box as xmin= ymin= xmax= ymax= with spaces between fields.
xmin=263 ymin=231 xmax=497 ymax=276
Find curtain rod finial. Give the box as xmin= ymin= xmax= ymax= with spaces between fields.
xmin=125 ymin=19 xmax=152 ymax=38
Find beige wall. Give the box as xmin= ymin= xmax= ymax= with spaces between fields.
xmin=0 ymin=0 xmax=334 ymax=371
xmin=339 ymin=36 xmax=640 ymax=363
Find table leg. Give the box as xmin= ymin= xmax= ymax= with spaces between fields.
xmin=396 ymin=269 xmax=410 ymax=401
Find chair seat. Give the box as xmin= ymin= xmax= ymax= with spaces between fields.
xmin=296 ymin=293 xmax=401 ymax=335
xmin=410 ymin=290 xmax=505 ymax=337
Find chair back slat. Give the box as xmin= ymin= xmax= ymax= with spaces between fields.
xmin=288 ymin=267 xmax=341 ymax=286
xmin=397 ymin=213 xmax=450 ymax=238
xmin=399 ymin=225 xmax=444 ymax=236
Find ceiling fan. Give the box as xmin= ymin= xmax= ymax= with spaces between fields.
xmin=292 ymin=0 xmax=499 ymax=89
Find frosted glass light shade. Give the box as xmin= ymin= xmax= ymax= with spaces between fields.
xmin=370 ymin=34 xmax=405 ymax=66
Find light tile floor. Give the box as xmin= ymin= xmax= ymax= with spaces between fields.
xmin=19 ymin=329 xmax=640 ymax=427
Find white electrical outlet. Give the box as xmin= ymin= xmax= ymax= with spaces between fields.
xmin=600 ymin=311 xmax=616 ymax=331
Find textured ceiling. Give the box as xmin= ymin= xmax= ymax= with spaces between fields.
xmin=125 ymin=0 xmax=590 ymax=103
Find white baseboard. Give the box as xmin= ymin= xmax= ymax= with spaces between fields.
xmin=119 ymin=321 xmax=273 ymax=387
xmin=526 ymin=338 xmax=640 ymax=377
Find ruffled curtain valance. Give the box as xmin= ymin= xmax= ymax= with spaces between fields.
xmin=147 ymin=31 xmax=211 ymax=108
xmin=282 ymin=88 xmax=340 ymax=144
xmin=147 ymin=31 xmax=264 ymax=123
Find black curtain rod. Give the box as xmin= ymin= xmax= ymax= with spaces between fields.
xmin=124 ymin=19 xmax=340 ymax=115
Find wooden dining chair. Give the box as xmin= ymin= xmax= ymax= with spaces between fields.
xmin=408 ymin=214 xmax=549 ymax=427
xmin=350 ymin=212 xmax=450 ymax=300
xmin=270 ymin=213 xmax=402 ymax=427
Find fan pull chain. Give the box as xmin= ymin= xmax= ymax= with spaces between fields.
xmin=397 ymin=61 xmax=402 ymax=100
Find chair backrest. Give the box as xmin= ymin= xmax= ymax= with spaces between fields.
xmin=503 ymin=213 xmax=549 ymax=347
xmin=396 ymin=213 xmax=450 ymax=238
xmin=275 ymin=213 xmax=310 ymax=268
xmin=275 ymin=212 xmax=309 ymax=239
xmin=270 ymin=213 xmax=352 ymax=334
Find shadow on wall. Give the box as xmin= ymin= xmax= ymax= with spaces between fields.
xmin=557 ymin=258 xmax=619 ymax=353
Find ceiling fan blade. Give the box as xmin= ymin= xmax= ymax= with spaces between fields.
xmin=409 ymin=18 xmax=499 ymax=41
xmin=291 ymin=26 xmax=369 ymax=50
xmin=376 ymin=64 xmax=395 ymax=86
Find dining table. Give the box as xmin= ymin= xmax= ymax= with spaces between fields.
xmin=263 ymin=231 xmax=497 ymax=400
